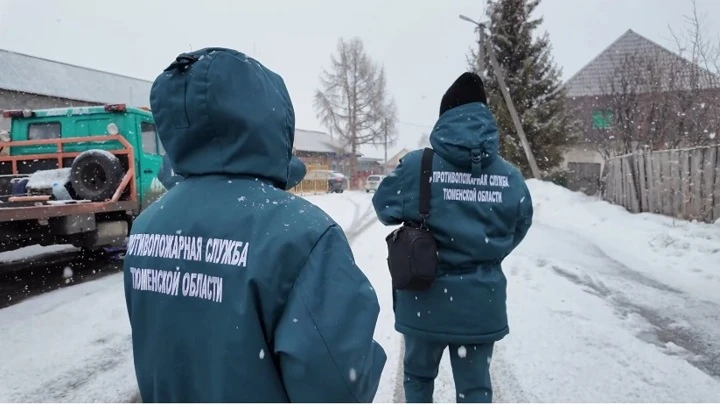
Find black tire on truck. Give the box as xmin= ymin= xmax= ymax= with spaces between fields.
xmin=70 ymin=149 xmax=125 ymax=201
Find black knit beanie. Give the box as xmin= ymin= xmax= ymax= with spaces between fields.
xmin=439 ymin=72 xmax=487 ymax=116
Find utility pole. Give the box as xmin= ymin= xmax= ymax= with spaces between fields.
xmin=459 ymin=14 xmax=542 ymax=180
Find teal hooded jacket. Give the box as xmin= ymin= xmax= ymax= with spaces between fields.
xmin=124 ymin=48 xmax=386 ymax=402
xmin=372 ymin=102 xmax=533 ymax=344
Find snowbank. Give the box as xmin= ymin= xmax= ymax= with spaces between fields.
xmin=496 ymin=180 xmax=720 ymax=402
xmin=527 ymin=179 xmax=720 ymax=302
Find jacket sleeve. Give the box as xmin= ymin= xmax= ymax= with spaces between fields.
xmin=512 ymin=181 xmax=533 ymax=250
xmin=372 ymin=160 xmax=407 ymax=226
xmin=274 ymin=225 xmax=387 ymax=403
xmin=286 ymin=156 xmax=307 ymax=190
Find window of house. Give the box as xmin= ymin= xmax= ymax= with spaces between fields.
xmin=140 ymin=122 xmax=158 ymax=154
xmin=28 ymin=122 xmax=61 ymax=140
xmin=592 ymin=110 xmax=613 ymax=130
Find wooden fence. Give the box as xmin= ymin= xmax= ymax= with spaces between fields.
xmin=289 ymin=163 xmax=329 ymax=195
xmin=603 ymin=145 xmax=720 ymax=223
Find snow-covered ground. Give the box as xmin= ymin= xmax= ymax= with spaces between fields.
xmin=0 ymin=244 xmax=76 ymax=264
xmin=1 ymin=182 xmax=719 ymax=402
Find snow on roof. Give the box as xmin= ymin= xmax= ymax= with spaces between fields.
xmin=358 ymin=156 xmax=384 ymax=162
xmin=0 ymin=49 xmax=151 ymax=106
xmin=293 ymin=129 xmax=349 ymax=154
xmin=384 ymin=148 xmax=411 ymax=167
xmin=563 ymin=30 xmax=718 ymax=98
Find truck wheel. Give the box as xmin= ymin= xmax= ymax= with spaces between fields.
xmin=70 ymin=150 xmax=124 ymax=201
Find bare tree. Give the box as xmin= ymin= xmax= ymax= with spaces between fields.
xmin=370 ymin=68 xmax=399 ymax=164
xmin=595 ymin=48 xmax=679 ymax=157
xmin=669 ymin=0 xmax=720 ymax=145
xmin=314 ymin=37 xmax=398 ymax=182
xmin=594 ymin=1 xmax=720 ymax=157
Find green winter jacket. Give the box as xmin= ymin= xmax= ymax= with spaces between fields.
xmin=373 ymin=102 xmax=533 ymax=344
xmin=124 ymin=48 xmax=386 ymax=403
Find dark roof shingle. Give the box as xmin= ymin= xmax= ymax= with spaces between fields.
xmin=564 ymin=30 xmax=717 ymax=98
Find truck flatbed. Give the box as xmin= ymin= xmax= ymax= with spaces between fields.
xmin=0 ymin=200 xmax=138 ymax=222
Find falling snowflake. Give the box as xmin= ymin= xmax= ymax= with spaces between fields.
xmin=349 ymin=368 xmax=357 ymax=382
xmin=417 ymin=312 xmax=421 ymax=317
xmin=485 ymin=237 xmax=489 ymax=243
xmin=238 ymin=196 xmax=246 ymax=201
xmin=62 ymin=266 xmax=73 ymax=279
xmin=259 ymin=349 xmax=265 ymax=359
xmin=458 ymin=346 xmax=467 ymax=358
xmin=293 ymin=318 xmax=298 ymax=323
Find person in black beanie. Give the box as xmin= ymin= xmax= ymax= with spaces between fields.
xmin=373 ymin=72 xmax=533 ymax=403
xmin=439 ymin=71 xmax=488 ymax=115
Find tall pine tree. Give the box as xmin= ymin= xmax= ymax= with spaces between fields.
xmin=468 ymin=0 xmax=576 ymax=176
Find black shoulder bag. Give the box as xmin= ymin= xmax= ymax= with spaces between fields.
xmin=385 ymin=148 xmax=438 ymax=291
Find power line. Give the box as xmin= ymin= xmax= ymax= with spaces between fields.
xmin=397 ymin=120 xmax=434 ymax=129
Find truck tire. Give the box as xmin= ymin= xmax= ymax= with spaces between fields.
xmin=70 ymin=150 xmax=124 ymax=201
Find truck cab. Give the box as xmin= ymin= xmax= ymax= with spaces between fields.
xmin=0 ymin=104 xmax=166 ymax=253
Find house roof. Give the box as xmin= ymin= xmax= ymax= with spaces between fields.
xmin=563 ymin=30 xmax=717 ymax=98
xmin=384 ymin=148 xmax=411 ymax=167
xmin=0 ymin=49 xmax=152 ymax=106
xmin=293 ymin=129 xmax=349 ymax=154
xmin=359 ymin=157 xmax=384 ymax=163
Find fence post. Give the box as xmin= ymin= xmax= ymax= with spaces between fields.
xmin=701 ymin=147 xmax=716 ymax=222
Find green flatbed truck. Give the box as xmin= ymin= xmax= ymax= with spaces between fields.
xmin=0 ymin=104 xmax=166 ymax=253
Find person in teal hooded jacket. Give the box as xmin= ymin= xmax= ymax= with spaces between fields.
xmin=372 ymin=72 xmax=533 ymax=403
xmin=124 ymin=48 xmax=386 ymax=403
xmin=157 ymin=150 xmax=308 ymax=191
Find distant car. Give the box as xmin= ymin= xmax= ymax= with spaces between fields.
xmin=306 ymin=169 xmax=347 ymax=193
xmin=365 ymin=174 xmax=386 ymax=193
xmin=328 ymin=171 xmax=347 ymax=193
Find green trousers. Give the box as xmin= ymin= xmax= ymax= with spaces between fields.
xmin=403 ymin=335 xmax=494 ymax=403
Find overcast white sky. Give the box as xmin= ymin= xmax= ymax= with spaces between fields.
xmin=0 ymin=0 xmax=718 ymax=159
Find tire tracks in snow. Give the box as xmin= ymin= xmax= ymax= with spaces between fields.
xmin=534 ymin=221 xmax=720 ymax=381
xmin=15 ymin=333 xmax=135 ymax=403
xmin=344 ymin=196 xmax=379 ymax=245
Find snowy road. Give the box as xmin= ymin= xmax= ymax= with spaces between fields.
xmin=0 ymin=182 xmax=719 ymax=402
xmin=0 ymin=251 xmax=122 ymax=309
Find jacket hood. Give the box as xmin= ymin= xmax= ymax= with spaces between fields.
xmin=286 ymin=156 xmax=307 ymax=190
xmin=150 ymin=48 xmax=295 ymax=189
xmin=430 ymin=102 xmax=499 ymax=173
xmin=157 ymin=153 xmax=307 ymax=191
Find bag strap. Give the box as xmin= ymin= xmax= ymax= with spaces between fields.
xmin=419 ymin=148 xmax=434 ymax=227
